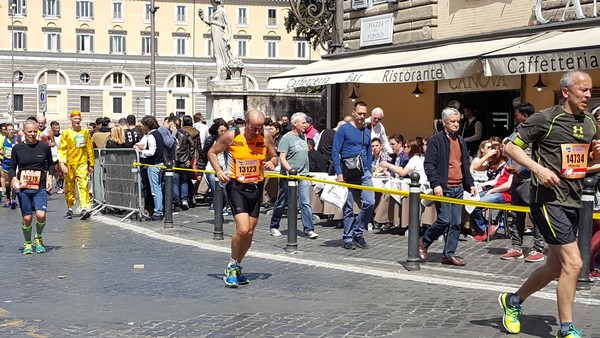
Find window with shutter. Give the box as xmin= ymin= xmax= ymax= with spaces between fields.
xmin=352 ymin=0 xmax=369 ymax=9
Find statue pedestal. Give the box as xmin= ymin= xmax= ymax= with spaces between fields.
xmin=204 ymin=79 xmax=245 ymax=123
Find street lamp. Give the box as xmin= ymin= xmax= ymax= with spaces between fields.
xmin=9 ymin=3 xmax=16 ymax=124
xmin=149 ymin=0 xmax=159 ymax=117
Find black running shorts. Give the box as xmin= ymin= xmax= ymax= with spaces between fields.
xmin=529 ymin=204 xmax=579 ymax=245
xmin=226 ymin=180 xmax=264 ymax=218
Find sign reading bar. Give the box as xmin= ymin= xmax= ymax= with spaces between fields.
xmin=360 ymin=14 xmax=394 ymax=48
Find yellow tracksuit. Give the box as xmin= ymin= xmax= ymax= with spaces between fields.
xmin=58 ymin=128 xmax=94 ymax=209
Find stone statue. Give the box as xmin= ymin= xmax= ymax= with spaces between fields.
xmin=198 ymin=0 xmax=244 ymax=81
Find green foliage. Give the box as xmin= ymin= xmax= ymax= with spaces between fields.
xmin=284 ymin=0 xmax=335 ymax=51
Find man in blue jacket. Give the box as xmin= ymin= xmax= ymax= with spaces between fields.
xmin=419 ymin=107 xmax=477 ymax=266
xmin=332 ymin=101 xmax=375 ymax=250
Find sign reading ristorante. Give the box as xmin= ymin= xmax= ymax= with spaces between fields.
xmin=279 ymin=61 xmax=477 ymax=89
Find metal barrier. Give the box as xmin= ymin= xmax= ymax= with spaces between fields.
xmin=93 ymin=148 xmax=145 ymax=221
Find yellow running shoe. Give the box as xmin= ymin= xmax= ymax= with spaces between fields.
xmin=498 ymin=292 xmax=521 ymax=334
xmin=23 ymin=242 xmax=33 ymax=254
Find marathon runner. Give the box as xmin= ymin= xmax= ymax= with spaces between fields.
xmin=57 ymin=110 xmax=95 ymax=220
xmin=0 ymin=123 xmax=18 ymax=209
xmin=9 ymin=120 xmax=54 ymax=254
xmin=500 ymin=70 xmax=600 ymax=338
xmin=208 ymin=109 xmax=278 ymax=288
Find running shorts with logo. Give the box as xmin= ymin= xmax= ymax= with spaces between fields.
xmin=529 ymin=203 xmax=578 ymax=245
xmin=226 ymin=181 xmax=264 ymax=218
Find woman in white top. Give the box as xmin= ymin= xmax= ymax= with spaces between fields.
xmin=470 ymin=139 xmax=492 ymax=183
xmin=380 ymin=139 xmax=427 ymax=184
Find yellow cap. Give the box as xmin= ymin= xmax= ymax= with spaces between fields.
xmin=70 ymin=110 xmax=81 ymax=117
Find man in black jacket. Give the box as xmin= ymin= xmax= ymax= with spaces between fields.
xmin=419 ymin=108 xmax=477 ymax=266
xmin=173 ymin=117 xmax=194 ymax=211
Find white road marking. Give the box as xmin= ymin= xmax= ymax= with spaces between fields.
xmin=97 ymin=216 xmax=600 ymax=306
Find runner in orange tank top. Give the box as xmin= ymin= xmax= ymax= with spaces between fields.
xmin=208 ymin=109 xmax=277 ymax=288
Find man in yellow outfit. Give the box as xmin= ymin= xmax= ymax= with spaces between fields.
xmin=58 ymin=110 xmax=95 ymax=220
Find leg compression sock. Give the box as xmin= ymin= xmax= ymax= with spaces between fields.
xmin=35 ymin=221 xmax=45 ymax=236
xmin=22 ymin=224 xmax=32 ymax=243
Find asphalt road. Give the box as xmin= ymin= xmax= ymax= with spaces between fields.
xmin=1 ymin=196 xmax=599 ymax=337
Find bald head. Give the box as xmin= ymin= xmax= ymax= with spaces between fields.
xmin=245 ymin=109 xmax=265 ymax=124
xmin=37 ymin=115 xmax=48 ymax=130
xmin=244 ymin=109 xmax=266 ymax=140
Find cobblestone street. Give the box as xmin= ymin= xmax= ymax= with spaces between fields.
xmin=1 ymin=195 xmax=599 ymax=337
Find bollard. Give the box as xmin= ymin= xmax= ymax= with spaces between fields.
xmin=405 ymin=172 xmax=421 ymax=271
xmin=213 ymin=178 xmax=224 ymax=240
xmin=576 ymin=177 xmax=595 ymax=290
xmin=285 ymin=169 xmax=299 ymax=253
xmin=164 ymin=162 xmax=174 ymax=228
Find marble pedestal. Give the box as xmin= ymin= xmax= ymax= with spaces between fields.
xmin=204 ymin=79 xmax=245 ymax=123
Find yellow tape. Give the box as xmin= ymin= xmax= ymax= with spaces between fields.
xmin=132 ymin=162 xmax=600 ymax=216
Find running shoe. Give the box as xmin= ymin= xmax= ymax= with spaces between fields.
xmin=556 ymin=324 xmax=583 ymax=338
xmin=525 ymin=249 xmax=545 ymax=262
xmin=498 ymin=292 xmax=521 ymax=334
xmin=3 ymin=200 xmax=10 ymax=208
xmin=354 ymin=236 xmax=369 ymax=249
xmin=589 ymin=269 xmax=600 ymax=281
xmin=23 ymin=242 xmax=33 ymax=255
xmin=10 ymin=200 xmax=17 ymax=209
xmin=224 ymin=263 xmax=239 ymax=288
xmin=80 ymin=209 xmax=92 ymax=220
xmin=270 ymin=228 xmax=282 ymax=236
xmin=181 ymin=200 xmax=189 ymax=211
xmin=236 ymin=266 xmax=250 ymax=285
xmin=56 ymin=188 xmax=64 ymax=194
xmin=306 ymin=231 xmax=319 ymax=239
xmin=34 ymin=237 xmax=46 ymax=253
xmin=500 ymin=248 xmax=524 ymax=260
xmin=66 ymin=208 xmax=73 ymax=219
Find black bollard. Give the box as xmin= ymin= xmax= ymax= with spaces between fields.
xmin=285 ymin=169 xmax=298 ymax=253
xmin=164 ymin=162 xmax=174 ymax=228
xmin=213 ymin=178 xmax=224 ymax=240
xmin=405 ymin=172 xmax=421 ymax=271
xmin=576 ymin=177 xmax=595 ymax=290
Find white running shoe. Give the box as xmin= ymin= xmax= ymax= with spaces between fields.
xmin=306 ymin=231 xmax=319 ymax=239
xmin=270 ymin=228 xmax=282 ymax=236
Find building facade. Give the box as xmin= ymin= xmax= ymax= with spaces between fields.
xmin=270 ymin=0 xmax=600 ymax=140
xmin=0 ymin=0 xmax=321 ymax=123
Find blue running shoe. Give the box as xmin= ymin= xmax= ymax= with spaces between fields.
xmin=34 ymin=237 xmax=46 ymax=254
xmin=23 ymin=242 xmax=33 ymax=254
xmin=223 ymin=263 xmax=238 ymax=288
xmin=237 ymin=266 xmax=250 ymax=285
xmin=557 ymin=324 xmax=583 ymax=338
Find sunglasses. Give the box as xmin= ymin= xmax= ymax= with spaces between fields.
xmin=246 ymin=124 xmax=264 ymax=133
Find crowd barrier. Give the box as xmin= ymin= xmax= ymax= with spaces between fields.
xmin=92 ymin=149 xmax=144 ymax=221
xmin=130 ymin=162 xmax=597 ymax=289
